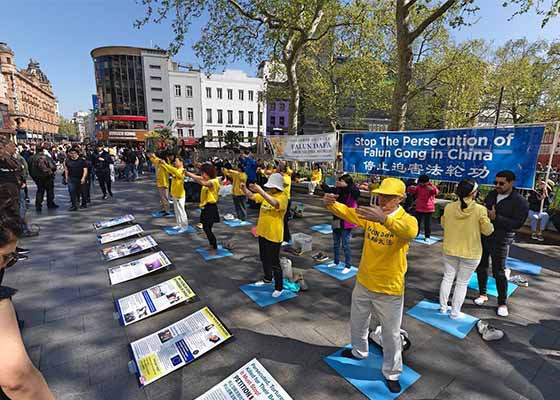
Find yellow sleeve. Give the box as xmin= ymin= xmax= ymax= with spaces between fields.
xmin=479 ymin=206 xmax=494 ymax=237
xmin=160 ymin=163 xmax=183 ymax=179
xmin=223 ymin=169 xmax=237 ymax=179
xmin=327 ymin=202 xmax=366 ymax=228
xmin=148 ymin=154 xmax=159 ymax=164
xmin=318 ymin=170 xmax=322 ymax=181
xmin=278 ymin=194 xmax=288 ymax=212
xmin=253 ymin=193 xmax=264 ymax=204
xmin=384 ymin=213 xmax=418 ymax=241
xmin=240 ymin=173 xmax=247 ymax=184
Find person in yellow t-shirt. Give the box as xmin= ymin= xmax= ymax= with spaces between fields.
xmin=149 ymin=153 xmax=189 ymax=232
xmin=185 ymin=162 xmax=221 ymax=256
xmin=223 ymin=163 xmax=248 ymax=221
xmin=240 ymin=173 xmax=288 ymax=298
xmin=308 ymin=164 xmax=323 ymax=195
xmin=148 ymin=151 xmax=172 ymax=216
xmin=323 ymin=177 xmax=417 ymax=394
xmin=276 ymin=161 xmax=292 ymax=243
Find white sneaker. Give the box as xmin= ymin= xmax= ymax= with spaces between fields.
xmin=531 ymin=233 xmax=538 ymax=240
xmin=474 ymin=296 xmax=488 ymax=306
xmin=327 ymin=262 xmax=338 ymax=268
xmin=272 ymin=290 xmax=283 ymax=298
xmin=172 ymin=225 xmax=181 ymax=230
xmin=341 ymin=267 xmax=352 ymax=274
xmin=449 ymin=312 xmax=465 ymax=320
xmin=505 ymin=268 xmax=511 ymax=281
xmin=439 ymin=305 xmax=451 ymax=314
xmin=254 ymin=280 xmax=268 ymax=286
xmin=176 ymin=227 xmax=188 ymax=233
xmin=497 ymin=305 xmax=509 ymax=317
xmin=423 ymin=237 xmax=431 ymax=243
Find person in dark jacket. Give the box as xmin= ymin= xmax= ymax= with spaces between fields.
xmin=474 ymin=170 xmax=529 ymax=317
xmin=527 ymin=179 xmax=554 ymax=241
xmin=28 ymin=143 xmax=59 ymax=212
xmin=92 ymin=143 xmax=114 ymax=199
xmin=64 ymin=147 xmax=89 ymax=211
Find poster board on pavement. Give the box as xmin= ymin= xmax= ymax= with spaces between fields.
xmin=116 ymin=276 xmax=196 ymax=325
xmin=130 ymin=306 xmax=233 ymax=386
xmin=102 ymin=236 xmax=158 ymax=262
xmin=195 ymin=358 xmax=294 ymax=400
xmin=97 ymin=224 xmax=144 ymax=244
xmin=94 ymin=214 xmax=135 ymax=230
xmin=108 ymin=250 xmax=171 ymax=285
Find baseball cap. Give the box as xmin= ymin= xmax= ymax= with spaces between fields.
xmin=372 ymin=178 xmax=406 ymax=196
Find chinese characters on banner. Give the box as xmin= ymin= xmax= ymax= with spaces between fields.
xmin=342 ymin=127 xmax=545 ymax=188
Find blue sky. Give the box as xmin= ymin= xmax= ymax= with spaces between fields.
xmin=2 ymin=0 xmax=559 ymax=119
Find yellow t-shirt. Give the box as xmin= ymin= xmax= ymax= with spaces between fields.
xmin=282 ymin=173 xmax=292 ymax=199
xmin=254 ymin=191 xmax=288 ymax=243
xmin=311 ymin=169 xmax=322 ymax=183
xmin=224 ymin=169 xmax=247 ymax=197
xmin=149 ymin=155 xmax=169 ymax=188
xmin=160 ymin=163 xmax=185 ymax=198
xmin=200 ymin=178 xmax=220 ymax=208
xmin=328 ymin=203 xmax=418 ymax=296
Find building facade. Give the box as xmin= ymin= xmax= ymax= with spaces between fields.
xmin=168 ymin=64 xmax=203 ymax=138
xmin=200 ymin=69 xmax=265 ymax=148
xmin=72 ymin=110 xmax=90 ymax=142
xmin=0 ymin=42 xmax=58 ymax=140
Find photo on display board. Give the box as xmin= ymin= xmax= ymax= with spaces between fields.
xmin=108 ymin=251 xmax=172 ymax=285
xmin=94 ymin=214 xmax=135 ymax=230
xmin=97 ymin=224 xmax=144 ymax=244
xmin=101 ymin=236 xmax=158 ymax=262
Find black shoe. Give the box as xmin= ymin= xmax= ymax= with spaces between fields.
xmin=80 ymin=204 xmax=87 ymax=209
xmin=36 ymin=206 xmax=42 ymax=212
xmin=69 ymin=206 xmax=78 ymax=211
xmin=109 ymin=193 xmax=113 ymax=198
xmin=22 ymin=230 xmax=39 ymax=237
xmin=341 ymin=349 xmax=358 ymax=359
xmin=47 ymin=204 xmax=59 ymax=209
xmin=386 ymin=379 xmax=401 ymax=393
xmin=16 ymin=247 xmax=30 ymax=255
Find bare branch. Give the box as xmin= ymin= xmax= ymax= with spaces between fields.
xmin=410 ymin=0 xmax=458 ymax=42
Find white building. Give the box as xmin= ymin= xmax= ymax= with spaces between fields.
xmin=72 ymin=110 xmax=90 ymax=141
xmin=168 ymin=63 xmax=203 ymax=138
xmin=200 ymin=70 xmax=265 ymax=148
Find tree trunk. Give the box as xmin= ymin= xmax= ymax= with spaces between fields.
xmin=286 ymin=59 xmax=300 ymax=135
xmin=390 ymin=2 xmax=413 ymax=131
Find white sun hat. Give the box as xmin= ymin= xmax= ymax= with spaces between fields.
xmin=264 ymin=173 xmax=284 ymax=191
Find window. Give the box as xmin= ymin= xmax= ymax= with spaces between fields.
xmin=187 ymin=107 xmax=194 ymax=121
xmin=279 ymin=116 xmax=285 ymax=126
xmin=217 ymin=88 xmax=223 ymax=99
xmin=188 ymin=129 xmax=194 ymax=137
xmin=207 ymin=129 xmax=213 ymax=140
xmin=152 ymin=87 xmax=163 ymax=92
xmin=206 ymin=108 xmax=212 ymax=123
xmin=174 ymin=85 xmax=181 ymax=96
xmin=248 ymin=131 xmax=254 ymax=140
xmin=227 ymin=110 xmax=233 ymax=124
xmin=279 ymin=102 xmax=286 ymax=111
xmin=227 ymin=89 xmax=233 ymax=100
xmin=152 ymin=98 xmax=163 ymax=102
xmin=248 ymin=90 xmax=254 ymax=101
xmin=258 ymin=91 xmax=263 ymax=102
xmin=6 ymin=57 xmax=11 ymax=64
xmin=154 ymin=119 xmax=165 ymax=123
xmin=248 ymin=111 xmax=254 ymax=125
xmin=206 ymin=87 xmax=212 ymax=98
xmin=217 ymin=109 xmax=223 ymax=124
xmin=238 ymin=90 xmax=244 ymax=100
xmin=270 ymin=102 xmax=276 ymax=111
xmin=238 ymin=110 xmax=244 ymax=125
xmin=270 ymin=116 xmax=276 ymax=125
xmin=149 ymin=65 xmax=161 ymax=69
xmin=186 ymin=85 xmax=193 ymax=97
xmin=177 ymin=128 xmax=184 ymax=137
xmin=218 ymin=130 xmax=224 ymax=140
xmin=150 ymin=76 xmax=162 ymax=81
xmin=153 ymin=109 xmax=164 ymax=113
xmin=176 ymin=107 xmax=183 ymax=120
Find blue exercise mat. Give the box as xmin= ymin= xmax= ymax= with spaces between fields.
xmin=406 ymin=299 xmax=478 ymax=339
xmin=164 ymin=226 xmax=197 ymax=235
xmin=195 ymin=245 xmax=233 ymax=261
xmin=310 ymin=224 xmax=333 ymax=235
xmin=413 ymin=234 xmax=442 ymax=245
xmin=223 ymin=219 xmax=252 ymax=227
xmin=151 ymin=211 xmax=175 ymax=218
xmin=314 ymin=262 xmax=358 ymax=281
xmin=324 ymin=344 xmax=421 ymax=400
xmin=468 ymin=274 xmax=518 ymax=298
xmin=240 ymin=282 xmax=297 ymax=307
xmin=507 ymin=257 xmax=541 ymax=275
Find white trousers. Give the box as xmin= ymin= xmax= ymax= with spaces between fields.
xmin=172 ymin=196 xmax=188 ymax=229
xmin=350 ymin=281 xmax=404 ymax=380
xmin=308 ymin=181 xmax=318 ymax=194
xmin=439 ymin=254 xmax=480 ymax=316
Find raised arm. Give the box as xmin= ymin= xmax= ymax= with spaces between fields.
xmin=184 ymin=169 xmax=214 ymax=188
xmin=324 ymin=194 xmax=365 ymax=228
xmin=250 ymin=183 xmax=280 ymax=208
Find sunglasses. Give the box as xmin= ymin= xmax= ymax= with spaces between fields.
xmin=1 ymin=251 xmax=19 ymax=268
xmin=494 ymin=181 xmax=507 ymax=186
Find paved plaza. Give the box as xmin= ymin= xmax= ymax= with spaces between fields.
xmin=5 ymin=176 xmax=560 ymax=400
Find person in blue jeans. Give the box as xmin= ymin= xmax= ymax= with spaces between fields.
xmin=321 ymin=174 xmax=360 ymax=273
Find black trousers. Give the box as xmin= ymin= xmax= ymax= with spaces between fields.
xmin=203 ymin=221 xmax=217 ymax=249
xmin=283 ymin=198 xmax=292 ymax=242
xmin=201 ymin=203 xmax=219 ymax=249
xmin=34 ymin=176 xmax=55 ymax=208
xmin=97 ymin=170 xmax=112 ymax=196
xmin=258 ymin=237 xmax=283 ymax=291
xmin=68 ymin=178 xmax=87 ymax=207
xmin=477 ymin=235 xmax=511 ymax=305
xmin=415 ymin=211 xmax=432 ymax=238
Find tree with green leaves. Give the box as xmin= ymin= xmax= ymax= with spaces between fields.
xmin=136 ymin=0 xmax=368 ymax=135
xmin=503 ymin=0 xmax=560 ymax=27
xmin=58 ymin=116 xmax=76 ymax=136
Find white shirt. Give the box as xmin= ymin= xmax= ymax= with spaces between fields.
xmin=496 ymin=194 xmax=509 ymax=203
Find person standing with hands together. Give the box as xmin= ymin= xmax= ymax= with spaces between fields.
xmin=474 ymin=170 xmax=529 ymax=317
xmin=407 ymin=175 xmax=439 ymax=242
xmin=324 ymin=178 xmax=417 ymax=393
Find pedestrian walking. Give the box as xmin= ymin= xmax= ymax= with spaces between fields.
xmin=28 ymin=143 xmax=58 ymax=212
xmin=439 ymin=179 xmax=494 ymax=319
xmin=407 ymin=174 xmax=439 ymax=241
xmin=64 ymin=147 xmax=88 ymax=211
xmin=92 ymin=143 xmax=114 ymax=199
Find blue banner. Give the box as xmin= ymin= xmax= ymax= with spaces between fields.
xmin=342 ymin=126 xmax=544 ymax=188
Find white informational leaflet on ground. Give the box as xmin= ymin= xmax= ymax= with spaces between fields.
xmin=117 ymin=276 xmax=196 ymax=325
xmin=108 ymin=250 xmax=171 ymax=285
xmin=94 ymin=214 xmax=135 ymax=230
xmin=195 ymin=358 xmax=294 ymax=400
xmin=130 ymin=306 xmax=233 ymax=386
xmin=269 ymin=132 xmax=337 ymax=162
xmin=97 ymin=224 xmax=144 ymax=244
xmin=102 ymin=236 xmax=158 ymax=261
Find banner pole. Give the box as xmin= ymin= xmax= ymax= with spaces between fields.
xmin=540 ymin=122 xmax=560 ymax=213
